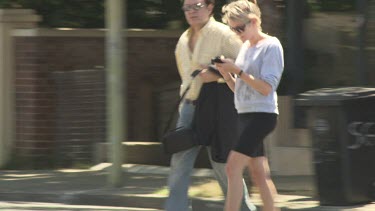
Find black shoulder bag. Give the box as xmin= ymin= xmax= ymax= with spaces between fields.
xmin=161 ymin=70 xmax=201 ymax=154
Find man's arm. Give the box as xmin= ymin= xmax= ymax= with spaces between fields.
xmin=221 ymin=32 xmax=242 ymax=60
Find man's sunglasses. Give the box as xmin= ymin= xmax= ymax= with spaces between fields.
xmin=182 ymin=2 xmax=206 ymax=12
xmin=229 ymin=21 xmax=251 ymax=34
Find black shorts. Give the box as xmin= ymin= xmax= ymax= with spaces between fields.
xmin=234 ymin=112 xmax=277 ymax=157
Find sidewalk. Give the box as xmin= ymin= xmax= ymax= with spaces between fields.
xmin=0 ymin=163 xmax=373 ymax=211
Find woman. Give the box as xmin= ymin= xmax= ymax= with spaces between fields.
xmin=216 ymin=0 xmax=284 ymax=210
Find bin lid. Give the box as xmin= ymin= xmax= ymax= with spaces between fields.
xmin=295 ymin=87 xmax=375 ymax=106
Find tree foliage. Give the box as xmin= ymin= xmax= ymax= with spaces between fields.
xmin=0 ymin=0 xmax=105 ymax=28
xmin=0 ymin=0 xmax=230 ymax=29
xmin=308 ymin=0 xmax=356 ymax=12
xmin=0 ymin=0 xmax=180 ymax=29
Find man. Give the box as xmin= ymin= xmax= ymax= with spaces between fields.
xmin=165 ymin=0 xmax=256 ymax=210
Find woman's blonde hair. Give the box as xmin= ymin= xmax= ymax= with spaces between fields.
xmin=222 ymin=0 xmax=261 ymax=29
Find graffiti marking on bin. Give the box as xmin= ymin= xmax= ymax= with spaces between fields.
xmin=347 ymin=122 xmax=375 ymax=149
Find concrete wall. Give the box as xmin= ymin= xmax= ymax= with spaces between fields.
xmin=266 ymin=96 xmax=314 ymax=176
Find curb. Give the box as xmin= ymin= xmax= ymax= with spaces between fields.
xmin=1 ymin=191 xmax=373 ymax=211
xmin=0 ymin=192 xmax=165 ymax=209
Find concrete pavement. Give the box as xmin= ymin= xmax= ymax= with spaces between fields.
xmin=0 ymin=164 xmax=374 ymax=211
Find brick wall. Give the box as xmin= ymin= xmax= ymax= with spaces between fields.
xmin=15 ymin=37 xmax=57 ymax=167
xmin=14 ymin=33 xmax=179 ymax=167
xmin=52 ymin=68 xmax=106 ymax=167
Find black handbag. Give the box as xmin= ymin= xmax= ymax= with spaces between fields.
xmin=162 ymin=70 xmax=201 ymax=154
xmin=162 ymin=126 xmax=198 ymax=154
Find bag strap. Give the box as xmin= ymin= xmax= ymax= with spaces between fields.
xmin=163 ymin=69 xmax=201 ymax=135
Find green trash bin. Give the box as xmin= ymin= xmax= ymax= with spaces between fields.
xmin=295 ymin=87 xmax=375 ymax=205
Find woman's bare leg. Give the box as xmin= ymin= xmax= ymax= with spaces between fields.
xmin=224 ymin=151 xmax=251 ymax=211
xmin=248 ymin=157 xmax=279 ymax=211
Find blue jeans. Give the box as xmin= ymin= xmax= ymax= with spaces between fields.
xmin=165 ymin=102 xmax=256 ymax=211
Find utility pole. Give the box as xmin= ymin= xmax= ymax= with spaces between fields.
xmin=105 ymin=0 xmax=127 ymax=187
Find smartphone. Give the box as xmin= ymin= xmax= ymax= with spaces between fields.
xmin=211 ymin=56 xmax=224 ymax=64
